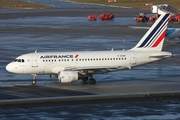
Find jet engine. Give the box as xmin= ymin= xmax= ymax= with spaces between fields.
xmin=58 ymin=71 xmax=78 ymax=83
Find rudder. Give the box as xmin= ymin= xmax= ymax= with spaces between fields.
xmin=130 ymin=14 xmax=170 ymax=51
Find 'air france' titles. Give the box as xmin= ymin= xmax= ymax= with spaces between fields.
xmin=40 ymin=55 xmax=73 ymax=59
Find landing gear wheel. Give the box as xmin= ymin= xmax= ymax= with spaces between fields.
xmin=32 ymin=79 xmax=36 ymax=86
xmin=89 ymin=78 xmax=96 ymax=85
xmin=31 ymin=74 xmax=37 ymax=86
xmin=81 ymin=76 xmax=89 ymax=84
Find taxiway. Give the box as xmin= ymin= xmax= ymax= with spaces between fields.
xmin=0 ymin=77 xmax=180 ymax=106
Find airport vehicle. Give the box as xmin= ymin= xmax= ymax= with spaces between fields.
xmin=175 ymin=14 xmax=180 ymax=22
xmin=129 ymin=26 xmax=180 ymax=40
xmin=135 ymin=13 xmax=148 ymax=22
xmin=88 ymin=15 xmax=98 ymax=21
xmin=6 ymin=14 xmax=172 ymax=85
xmin=99 ymin=13 xmax=114 ymax=20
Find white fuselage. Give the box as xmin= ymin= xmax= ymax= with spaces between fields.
xmin=5 ymin=14 xmax=172 ymax=85
xmin=6 ymin=50 xmax=172 ymax=75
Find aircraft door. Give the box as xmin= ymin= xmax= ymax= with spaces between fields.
xmin=130 ymin=53 xmax=136 ymax=66
xmin=32 ymin=55 xmax=38 ymax=67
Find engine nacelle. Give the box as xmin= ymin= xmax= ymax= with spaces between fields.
xmin=58 ymin=71 xmax=78 ymax=83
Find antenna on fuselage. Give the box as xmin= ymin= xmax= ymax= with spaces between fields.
xmin=111 ymin=48 xmax=114 ymax=51
xmin=35 ymin=50 xmax=37 ymax=53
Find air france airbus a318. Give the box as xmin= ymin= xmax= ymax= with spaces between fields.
xmin=6 ymin=14 xmax=172 ymax=85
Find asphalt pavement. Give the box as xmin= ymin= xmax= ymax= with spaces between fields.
xmin=0 ymin=0 xmax=180 ymax=119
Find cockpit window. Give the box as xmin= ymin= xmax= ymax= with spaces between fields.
xmin=14 ymin=59 xmax=25 ymax=63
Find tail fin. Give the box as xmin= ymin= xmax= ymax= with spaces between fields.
xmin=130 ymin=14 xmax=170 ymax=51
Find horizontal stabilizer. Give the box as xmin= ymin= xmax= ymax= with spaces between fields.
xmin=149 ymin=52 xmax=172 ymax=58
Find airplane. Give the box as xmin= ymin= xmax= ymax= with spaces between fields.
xmin=6 ymin=14 xmax=172 ymax=85
xmin=129 ymin=26 xmax=180 ymax=40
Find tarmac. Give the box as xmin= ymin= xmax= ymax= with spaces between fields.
xmin=0 ymin=76 xmax=180 ymax=106
xmin=0 ymin=1 xmax=180 ymax=107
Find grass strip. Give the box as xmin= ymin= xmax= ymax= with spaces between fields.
xmin=69 ymin=0 xmax=180 ymax=9
xmin=0 ymin=0 xmax=52 ymax=9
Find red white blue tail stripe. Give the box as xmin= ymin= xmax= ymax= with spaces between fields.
xmin=131 ymin=14 xmax=170 ymax=51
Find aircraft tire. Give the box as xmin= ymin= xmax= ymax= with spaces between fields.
xmin=89 ymin=78 xmax=96 ymax=85
xmin=82 ymin=79 xmax=88 ymax=84
xmin=32 ymin=79 xmax=36 ymax=85
xmin=81 ymin=76 xmax=89 ymax=84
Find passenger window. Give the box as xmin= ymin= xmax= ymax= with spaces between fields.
xmin=22 ymin=59 xmax=24 ymax=62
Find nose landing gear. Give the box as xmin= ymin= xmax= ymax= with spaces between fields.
xmin=31 ymin=74 xmax=37 ymax=85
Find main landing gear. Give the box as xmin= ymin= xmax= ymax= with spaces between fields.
xmin=31 ymin=74 xmax=37 ymax=85
xmin=82 ymin=75 xmax=96 ymax=85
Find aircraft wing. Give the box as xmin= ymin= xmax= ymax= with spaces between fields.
xmin=128 ymin=26 xmax=150 ymax=29
xmin=129 ymin=26 xmax=180 ymax=40
xmin=129 ymin=26 xmax=180 ymax=30
xmin=51 ymin=66 xmax=130 ymax=74
xmin=65 ymin=66 xmax=131 ymax=74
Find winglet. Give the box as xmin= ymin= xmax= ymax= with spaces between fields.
xmin=130 ymin=14 xmax=170 ymax=51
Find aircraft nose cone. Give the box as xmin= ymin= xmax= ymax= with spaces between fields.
xmin=6 ymin=64 xmax=11 ymax=72
xmin=6 ymin=63 xmax=14 ymax=73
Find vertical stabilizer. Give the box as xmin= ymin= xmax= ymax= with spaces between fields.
xmin=130 ymin=14 xmax=170 ymax=51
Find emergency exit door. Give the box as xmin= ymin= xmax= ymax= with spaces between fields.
xmin=32 ymin=55 xmax=38 ymax=67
